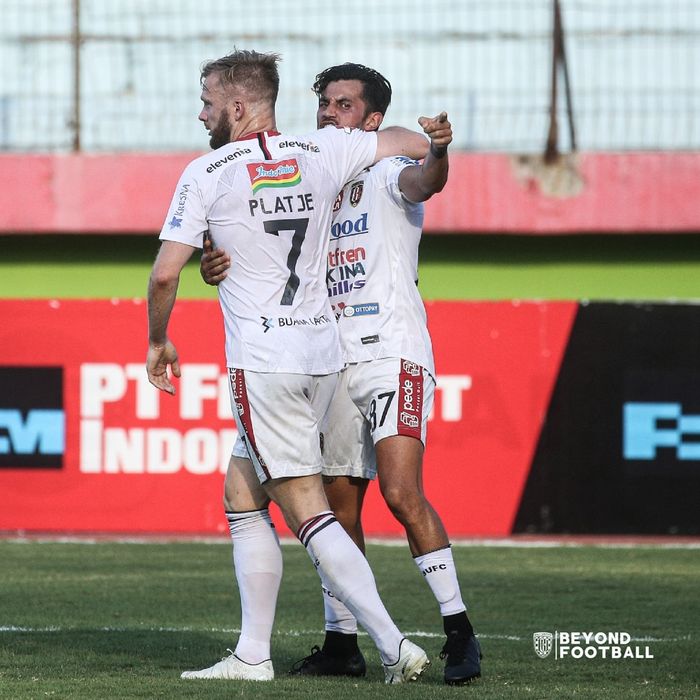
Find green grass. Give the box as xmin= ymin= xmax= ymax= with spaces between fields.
xmin=1 ymin=233 xmax=700 ymax=301
xmin=1 ymin=541 xmax=698 ymax=699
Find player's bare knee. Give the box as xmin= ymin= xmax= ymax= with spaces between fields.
xmin=382 ymin=486 xmax=427 ymax=523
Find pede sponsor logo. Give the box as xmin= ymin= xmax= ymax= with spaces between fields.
xmin=533 ymin=631 xmax=654 ymax=660
xmin=398 ymin=360 xmax=423 ymax=438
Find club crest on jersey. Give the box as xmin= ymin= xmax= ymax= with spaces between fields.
xmin=349 ymin=181 xmax=364 ymax=207
xmin=247 ymin=159 xmax=301 ymax=193
xmin=333 ymin=191 xmax=344 ymax=213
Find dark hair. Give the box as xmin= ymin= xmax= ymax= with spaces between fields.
xmin=312 ymin=63 xmax=392 ymax=116
xmin=201 ymin=49 xmax=281 ymax=104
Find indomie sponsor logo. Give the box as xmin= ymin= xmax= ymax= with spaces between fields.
xmin=247 ymin=159 xmax=301 ymax=193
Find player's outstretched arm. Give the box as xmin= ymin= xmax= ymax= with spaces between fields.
xmin=397 ymin=111 xmax=452 ymax=203
xmin=147 ymin=240 xmax=195 ymax=394
xmin=375 ymin=126 xmax=429 ymax=162
xmin=200 ymin=236 xmax=230 ymax=286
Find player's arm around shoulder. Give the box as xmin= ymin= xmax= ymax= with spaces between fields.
xmin=397 ymin=112 xmax=452 ymax=203
xmin=375 ymin=126 xmax=429 ymax=163
xmin=200 ymin=236 xmax=230 ymax=286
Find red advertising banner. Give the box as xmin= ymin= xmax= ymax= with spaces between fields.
xmin=0 ymin=300 xmax=576 ymax=536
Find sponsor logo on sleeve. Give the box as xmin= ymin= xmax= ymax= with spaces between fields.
xmin=168 ymin=183 xmax=190 ymax=228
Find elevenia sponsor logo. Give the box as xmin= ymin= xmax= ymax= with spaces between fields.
xmin=533 ymin=631 xmax=654 ymax=660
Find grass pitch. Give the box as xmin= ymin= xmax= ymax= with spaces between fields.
xmin=0 ymin=540 xmax=698 ymax=699
xmin=2 ymin=233 xmax=700 ymax=301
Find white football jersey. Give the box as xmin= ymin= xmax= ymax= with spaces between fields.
xmin=328 ymin=156 xmax=435 ymax=376
xmin=159 ymin=126 xmax=377 ymax=374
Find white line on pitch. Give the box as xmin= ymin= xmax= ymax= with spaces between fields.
xmin=0 ymin=626 xmax=691 ymax=643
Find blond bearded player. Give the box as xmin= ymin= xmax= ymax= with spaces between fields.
xmin=147 ymin=49 xmax=443 ymax=683
xmin=201 ymin=63 xmax=481 ymax=685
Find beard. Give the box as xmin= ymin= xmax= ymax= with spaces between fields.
xmin=209 ymin=110 xmax=232 ymax=149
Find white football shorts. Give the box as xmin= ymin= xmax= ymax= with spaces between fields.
xmin=227 ymin=367 xmax=338 ymax=483
xmin=321 ymin=358 xmax=435 ymax=480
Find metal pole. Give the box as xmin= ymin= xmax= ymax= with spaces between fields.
xmin=544 ymin=0 xmax=560 ymax=163
xmin=71 ymin=0 xmax=81 ymax=151
xmin=557 ymin=0 xmax=578 ymax=152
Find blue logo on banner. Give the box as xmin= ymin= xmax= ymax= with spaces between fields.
xmin=0 ymin=409 xmax=65 ymax=455
xmin=623 ymin=402 xmax=700 ymax=460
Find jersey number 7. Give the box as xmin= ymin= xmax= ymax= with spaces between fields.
xmin=264 ymin=218 xmax=310 ymax=306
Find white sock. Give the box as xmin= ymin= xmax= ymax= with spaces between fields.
xmin=414 ymin=546 xmax=467 ymax=616
xmin=298 ymin=512 xmax=403 ymax=664
xmin=227 ymin=510 xmax=282 ymax=664
xmin=322 ymin=584 xmax=358 ymax=634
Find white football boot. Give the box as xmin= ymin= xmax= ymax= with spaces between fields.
xmin=181 ymin=649 xmax=273 ymax=681
xmin=383 ymin=638 xmax=430 ymax=684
